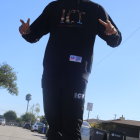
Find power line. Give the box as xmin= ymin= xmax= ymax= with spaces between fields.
xmin=94 ymin=26 xmax=140 ymax=67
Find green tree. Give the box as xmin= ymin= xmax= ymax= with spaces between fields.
xmin=25 ymin=94 xmax=32 ymax=113
xmin=16 ymin=117 xmax=23 ymax=126
xmin=4 ymin=110 xmax=17 ymax=122
xmin=21 ymin=113 xmax=36 ymax=124
xmin=0 ymin=63 xmax=18 ymax=95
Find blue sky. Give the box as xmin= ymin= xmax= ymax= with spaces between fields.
xmin=0 ymin=0 xmax=140 ymax=121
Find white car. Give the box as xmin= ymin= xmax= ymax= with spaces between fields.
xmin=81 ymin=121 xmax=91 ymax=140
xmin=31 ymin=122 xmax=45 ymax=132
xmin=0 ymin=116 xmax=6 ymax=126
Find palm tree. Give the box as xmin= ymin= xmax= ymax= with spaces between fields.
xmin=25 ymin=94 xmax=32 ymax=113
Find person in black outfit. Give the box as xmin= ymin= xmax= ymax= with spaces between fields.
xmin=19 ymin=0 xmax=122 ymax=140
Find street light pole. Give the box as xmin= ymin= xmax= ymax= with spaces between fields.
xmin=86 ymin=102 xmax=93 ymax=122
xmin=87 ymin=110 xmax=90 ymax=122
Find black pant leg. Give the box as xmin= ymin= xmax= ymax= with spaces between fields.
xmin=42 ymin=77 xmax=62 ymax=140
xmin=61 ymin=77 xmax=88 ymax=140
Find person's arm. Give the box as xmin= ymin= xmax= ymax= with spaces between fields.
xmin=19 ymin=2 xmax=54 ymax=43
xmin=97 ymin=5 xmax=122 ymax=47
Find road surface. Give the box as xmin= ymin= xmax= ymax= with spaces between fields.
xmin=0 ymin=125 xmax=46 ymax=140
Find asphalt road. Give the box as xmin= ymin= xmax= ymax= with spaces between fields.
xmin=0 ymin=125 xmax=46 ymax=140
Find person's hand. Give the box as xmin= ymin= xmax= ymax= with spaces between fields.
xmin=98 ymin=19 xmax=118 ymax=35
xmin=19 ymin=18 xmax=30 ymax=35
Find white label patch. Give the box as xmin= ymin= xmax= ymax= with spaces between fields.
xmin=69 ymin=55 xmax=82 ymax=63
xmin=74 ymin=93 xmax=85 ymax=100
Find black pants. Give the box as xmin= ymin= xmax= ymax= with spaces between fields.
xmin=42 ymin=74 xmax=88 ymax=140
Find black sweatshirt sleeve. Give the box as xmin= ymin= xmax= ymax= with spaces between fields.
xmin=97 ymin=5 xmax=122 ymax=47
xmin=22 ymin=2 xmax=54 ymax=43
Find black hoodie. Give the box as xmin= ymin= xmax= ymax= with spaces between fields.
xmin=22 ymin=0 xmax=122 ymax=79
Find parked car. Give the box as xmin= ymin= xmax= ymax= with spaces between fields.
xmin=81 ymin=121 xmax=91 ymax=140
xmin=31 ymin=122 xmax=45 ymax=132
xmin=0 ymin=115 xmax=6 ymax=126
xmin=38 ymin=124 xmax=48 ymax=134
xmin=23 ymin=123 xmax=31 ymax=129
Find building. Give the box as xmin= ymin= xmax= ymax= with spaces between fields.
xmin=87 ymin=118 xmax=140 ymax=140
xmin=101 ymin=119 xmax=140 ymax=139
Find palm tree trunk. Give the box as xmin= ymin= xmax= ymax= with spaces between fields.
xmin=26 ymin=101 xmax=29 ymax=113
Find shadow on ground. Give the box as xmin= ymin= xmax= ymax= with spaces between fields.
xmin=33 ymin=134 xmax=46 ymax=139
